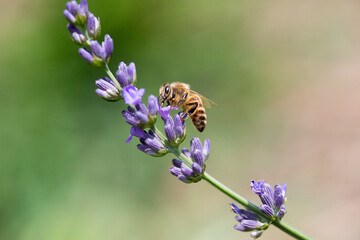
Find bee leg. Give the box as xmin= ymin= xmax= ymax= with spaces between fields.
xmin=180 ymin=112 xmax=189 ymax=121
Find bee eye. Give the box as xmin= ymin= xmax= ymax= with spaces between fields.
xmin=165 ymin=86 xmax=170 ymax=94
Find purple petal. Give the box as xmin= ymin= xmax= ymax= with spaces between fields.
xmin=103 ymin=34 xmax=113 ymax=61
xmin=190 ymin=138 xmax=202 ymax=153
xmin=260 ymin=204 xmax=275 ymax=218
xmin=95 ymin=78 xmax=117 ymax=92
xmin=281 ymin=183 xmax=287 ymax=197
xmin=135 ymin=111 xmax=149 ymax=123
xmin=95 ymin=89 xmax=111 ymax=99
xmin=122 ymin=85 xmax=145 ymax=106
xmin=78 ymin=48 xmax=94 ymax=63
xmin=164 ymin=121 xmax=175 ymax=142
xmin=181 ymin=165 xmax=193 ymax=178
xmin=80 ymin=0 xmax=88 ymax=11
xmin=192 ymin=162 xmax=202 ymax=175
xmin=260 ymin=193 xmax=274 ymax=208
xmin=67 ymin=24 xmax=82 ymax=35
xmin=241 ymin=220 xmax=259 ymax=230
xmin=238 ymin=209 xmax=258 ymax=220
xmin=87 ymin=13 xmax=100 ymax=38
xmin=250 ymin=180 xmax=265 ymax=195
xmin=130 ymin=126 xmax=147 ymax=139
xmin=158 ymin=106 xmax=171 ymax=120
xmin=148 ymin=95 xmax=159 ymax=117
xmin=203 ymin=139 xmax=210 ymax=160
xmin=127 ymin=62 xmax=136 ymax=83
xmin=66 ymin=1 xmax=78 ymax=16
xmin=116 ymin=62 xmax=129 ymax=87
xmin=230 ymin=203 xmax=241 ymax=214
xmin=276 ymin=205 xmax=286 ymax=219
xmin=192 ymin=149 xmax=204 ymax=167
xmin=122 ymin=110 xmax=140 ymax=126
xmin=145 ymin=137 xmax=164 ymax=151
xmin=178 ymin=175 xmax=191 ymax=183
xmin=169 ymin=167 xmax=182 ymax=177
xmin=172 ymin=159 xmax=183 ymax=168
xmin=90 ymin=40 xmax=105 ymax=59
xmin=264 ymin=183 xmax=274 ymax=200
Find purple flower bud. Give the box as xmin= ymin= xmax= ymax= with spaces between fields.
xmin=263 ymin=183 xmax=274 ymax=200
xmin=169 ymin=167 xmax=182 ymax=177
xmin=136 ymin=102 xmax=149 ymax=116
xmin=87 ymin=12 xmax=101 ymax=39
xmin=116 ymin=62 xmax=137 ymax=87
xmin=122 ymin=110 xmax=140 ymax=126
xmin=260 ymin=193 xmax=274 ymax=208
xmin=174 ymin=114 xmax=184 ymax=137
xmin=274 ymin=185 xmax=284 ymax=209
xmin=178 ymin=175 xmax=192 ymax=183
xmin=172 ymin=159 xmax=183 ymax=168
xmin=78 ymin=48 xmax=94 ymax=64
xmin=181 ymin=148 xmax=191 ymax=159
xmin=102 ymin=34 xmax=113 ymax=62
xmin=281 ymin=183 xmax=287 ymax=198
xmin=235 ymin=220 xmax=260 ymax=232
xmin=135 ymin=111 xmax=149 ymax=123
xmin=277 ymin=205 xmax=286 ymax=219
xmin=64 ymin=10 xmax=76 ymax=24
xmin=260 ymin=204 xmax=275 ymax=218
xmin=250 ymin=180 xmax=265 ymax=195
xmin=158 ymin=106 xmax=171 ymax=120
xmin=90 ymin=40 xmax=105 ymax=59
xmin=95 ymin=77 xmax=120 ymax=101
xmin=144 ymin=137 xmax=163 ymax=151
xmin=164 ymin=121 xmax=176 ymax=142
xmin=64 ymin=0 xmax=87 ymax=26
xmin=190 ymin=138 xmax=203 ymax=153
xmin=192 ymin=162 xmax=202 ymax=175
xmin=181 ymin=165 xmax=194 ymax=178
xmin=192 ymin=149 xmax=204 ymax=167
xmin=126 ymin=126 xmax=147 ymax=143
xmin=203 ymin=139 xmax=210 ymax=160
xmin=137 ymin=144 xmax=161 ymax=156
xmin=123 ymin=85 xmax=145 ymax=106
xmin=127 ymin=62 xmax=136 ymax=84
xmin=230 ymin=204 xmax=258 ymax=221
xmin=148 ymin=95 xmax=159 ymax=117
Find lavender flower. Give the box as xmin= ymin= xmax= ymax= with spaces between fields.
xmin=250 ymin=180 xmax=287 ymax=220
xmin=95 ymin=77 xmax=121 ymax=101
xmin=116 ymin=62 xmax=136 ymax=87
xmin=122 ymin=85 xmax=158 ymax=128
xmin=169 ymin=138 xmax=209 ymax=183
xmin=67 ymin=24 xmax=87 ymax=45
xmin=126 ymin=127 xmax=167 ymax=157
xmin=89 ymin=34 xmax=113 ymax=66
xmin=230 ymin=203 xmax=268 ymax=239
xmin=87 ymin=12 xmax=101 ymax=39
xmin=159 ymin=106 xmax=185 ymax=145
xmin=63 ymin=0 xmax=88 ymax=26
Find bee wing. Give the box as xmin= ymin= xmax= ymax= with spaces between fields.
xmin=189 ymin=90 xmax=217 ymax=108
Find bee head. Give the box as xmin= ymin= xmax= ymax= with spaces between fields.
xmin=159 ymin=83 xmax=171 ymax=104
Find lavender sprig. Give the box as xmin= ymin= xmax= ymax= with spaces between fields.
xmin=63 ymin=2 xmax=313 ymax=240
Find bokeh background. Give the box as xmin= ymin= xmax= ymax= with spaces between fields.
xmin=1 ymin=0 xmax=360 ymax=239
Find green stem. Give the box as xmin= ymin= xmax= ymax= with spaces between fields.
xmin=105 ymin=64 xmax=121 ymax=90
xmin=202 ymin=172 xmax=313 ymax=240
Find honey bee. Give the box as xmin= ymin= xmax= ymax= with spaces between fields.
xmin=159 ymin=82 xmax=215 ymax=132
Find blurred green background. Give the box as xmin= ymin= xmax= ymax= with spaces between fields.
xmin=1 ymin=0 xmax=359 ymax=239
